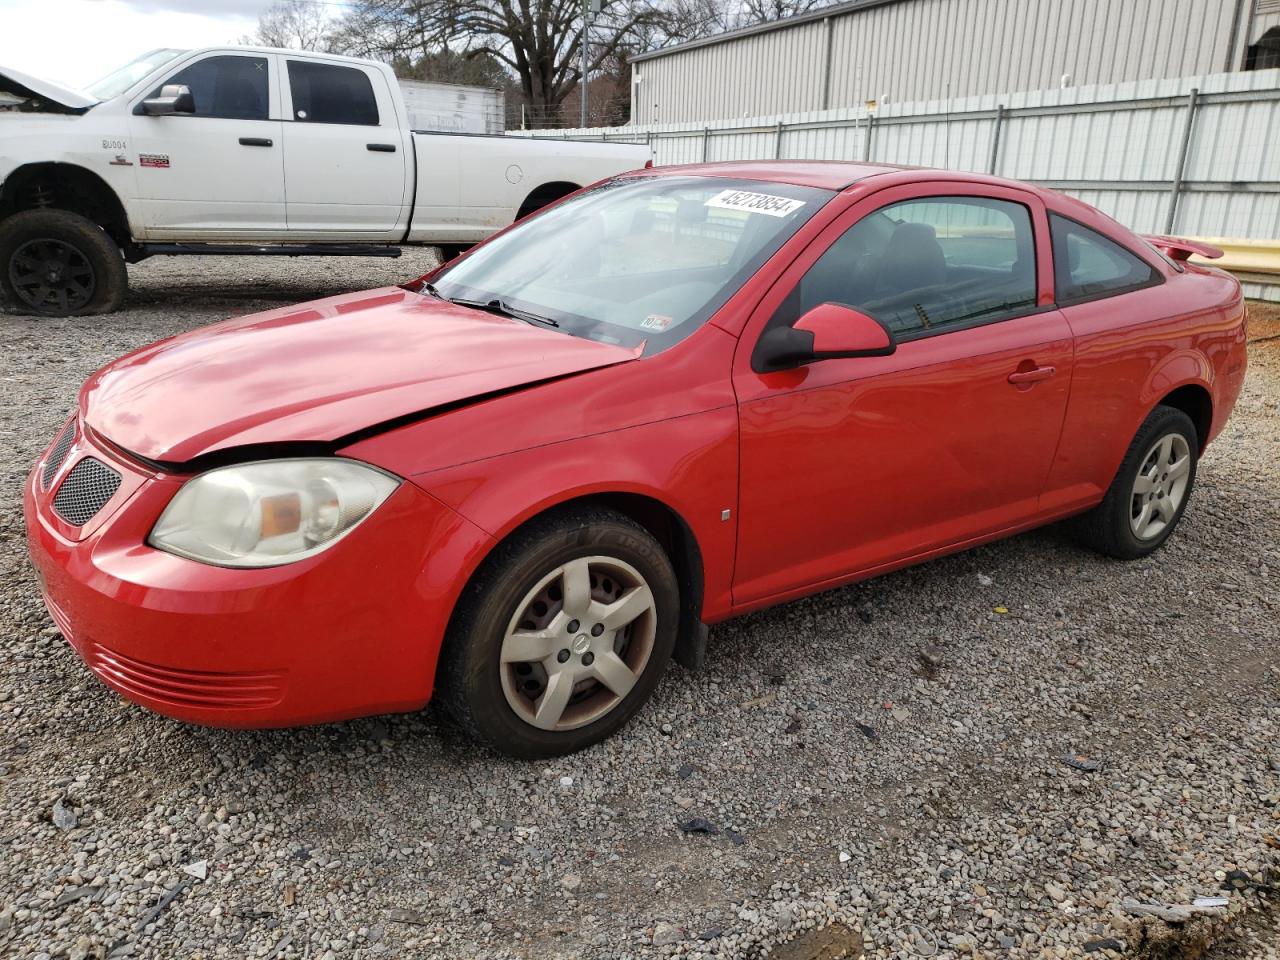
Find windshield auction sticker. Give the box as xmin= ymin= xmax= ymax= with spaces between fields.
xmin=704 ymin=190 xmax=806 ymax=217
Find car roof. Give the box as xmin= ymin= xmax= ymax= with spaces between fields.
xmin=644 ymin=161 xmax=1072 ymax=200
xmin=648 ymin=160 xmax=907 ymax=190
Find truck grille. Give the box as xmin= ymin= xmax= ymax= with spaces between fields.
xmin=53 ymin=457 xmax=122 ymax=526
xmin=42 ymin=419 xmax=76 ymax=488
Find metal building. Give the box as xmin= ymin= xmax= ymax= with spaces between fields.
xmin=630 ymin=0 xmax=1280 ymax=124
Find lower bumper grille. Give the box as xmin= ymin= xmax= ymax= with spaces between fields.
xmin=87 ymin=643 xmax=285 ymax=710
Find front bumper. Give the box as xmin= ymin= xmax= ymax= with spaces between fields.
xmin=24 ymin=423 xmax=493 ymax=728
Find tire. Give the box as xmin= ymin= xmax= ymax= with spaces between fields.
xmin=435 ymin=244 xmax=471 ymax=263
xmin=437 ymin=507 xmax=679 ymax=758
xmin=1073 ymin=405 xmax=1199 ymax=559
xmin=0 ymin=209 xmax=127 ymax=317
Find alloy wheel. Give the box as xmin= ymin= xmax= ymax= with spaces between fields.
xmin=1130 ymin=432 xmax=1192 ymax=540
xmin=499 ymin=555 xmax=657 ymax=731
xmin=8 ymin=238 xmax=96 ymax=313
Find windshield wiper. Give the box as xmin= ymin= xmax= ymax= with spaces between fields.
xmin=449 ymin=296 xmax=559 ymax=328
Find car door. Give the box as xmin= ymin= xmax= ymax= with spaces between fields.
xmin=280 ymin=58 xmax=409 ymax=238
xmin=127 ymin=53 xmax=286 ymax=238
xmin=732 ymin=184 xmax=1074 ymax=607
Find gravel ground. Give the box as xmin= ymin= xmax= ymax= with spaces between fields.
xmin=1 ymin=262 xmax=1277 ymax=960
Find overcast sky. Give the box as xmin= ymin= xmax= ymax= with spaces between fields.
xmin=0 ymin=0 xmax=271 ymax=89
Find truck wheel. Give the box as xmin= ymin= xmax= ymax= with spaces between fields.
xmin=0 ymin=209 xmax=128 ymax=317
xmin=435 ymin=244 xmax=471 ymax=263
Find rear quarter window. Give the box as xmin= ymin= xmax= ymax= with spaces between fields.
xmin=1050 ymin=214 xmax=1160 ymax=304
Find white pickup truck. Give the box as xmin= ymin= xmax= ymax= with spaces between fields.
xmin=0 ymin=47 xmax=650 ymax=316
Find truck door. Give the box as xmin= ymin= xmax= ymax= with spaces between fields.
xmin=280 ymin=59 xmax=409 ymax=239
xmin=127 ymin=53 xmax=286 ymax=238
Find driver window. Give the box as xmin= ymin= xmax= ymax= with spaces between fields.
xmin=143 ymin=55 xmax=269 ymax=121
xmin=772 ymin=196 xmax=1038 ymax=339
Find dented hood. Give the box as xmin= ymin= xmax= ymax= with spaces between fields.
xmin=80 ymin=287 xmax=638 ymax=464
xmin=0 ymin=64 xmax=97 ymax=111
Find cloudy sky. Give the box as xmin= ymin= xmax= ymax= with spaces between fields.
xmin=0 ymin=0 xmax=277 ymax=89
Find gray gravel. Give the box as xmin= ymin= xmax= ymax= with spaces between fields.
xmin=1 ymin=259 xmax=1278 ymax=960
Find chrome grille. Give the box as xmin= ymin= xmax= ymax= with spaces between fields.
xmin=42 ymin=419 xmax=76 ymax=488
xmin=53 ymin=457 xmax=122 ymax=526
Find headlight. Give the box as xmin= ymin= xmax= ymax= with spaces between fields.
xmin=149 ymin=459 xmax=399 ymax=568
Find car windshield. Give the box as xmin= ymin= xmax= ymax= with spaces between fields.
xmin=86 ymin=49 xmax=187 ymax=100
xmin=429 ymin=175 xmax=834 ymax=356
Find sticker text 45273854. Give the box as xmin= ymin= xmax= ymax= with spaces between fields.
xmin=704 ymin=189 xmax=806 ymax=218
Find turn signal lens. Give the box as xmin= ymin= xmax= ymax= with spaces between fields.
xmin=149 ymin=459 xmax=399 ymax=568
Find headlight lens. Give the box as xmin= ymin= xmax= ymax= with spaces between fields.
xmin=149 ymin=459 xmax=399 ymax=568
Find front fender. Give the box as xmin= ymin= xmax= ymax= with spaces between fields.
xmin=0 ymin=111 xmax=139 ymax=236
xmin=402 ymin=407 xmax=740 ymax=623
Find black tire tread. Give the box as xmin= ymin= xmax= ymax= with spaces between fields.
xmin=1073 ymin=404 xmax=1198 ymax=560
xmin=435 ymin=505 xmax=677 ymax=757
xmin=0 ymin=208 xmax=127 ymax=316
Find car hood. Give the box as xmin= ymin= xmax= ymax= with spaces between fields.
xmin=0 ymin=65 xmax=97 ymax=111
xmin=81 ymin=287 xmax=640 ymax=464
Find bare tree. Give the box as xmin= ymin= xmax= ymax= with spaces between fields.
xmin=336 ymin=0 xmax=667 ymax=126
xmin=737 ymin=0 xmax=831 ymax=24
xmin=243 ymin=0 xmax=338 ymax=52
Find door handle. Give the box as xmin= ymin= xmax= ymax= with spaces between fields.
xmin=238 ymin=137 xmax=273 ymax=147
xmin=1008 ymin=365 xmax=1057 ymax=385
xmin=367 ymin=143 xmax=397 ymax=152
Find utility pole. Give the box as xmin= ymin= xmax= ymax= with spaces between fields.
xmin=581 ymin=0 xmax=602 ymax=128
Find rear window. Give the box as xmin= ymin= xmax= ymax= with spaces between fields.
xmin=287 ymin=61 xmax=379 ymax=125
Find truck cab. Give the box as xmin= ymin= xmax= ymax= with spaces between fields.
xmin=0 ymin=47 xmax=650 ymax=315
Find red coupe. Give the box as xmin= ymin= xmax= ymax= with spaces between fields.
xmin=25 ymin=162 xmax=1248 ymax=757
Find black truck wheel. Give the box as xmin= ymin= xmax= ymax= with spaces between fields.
xmin=0 ymin=209 xmax=128 ymax=317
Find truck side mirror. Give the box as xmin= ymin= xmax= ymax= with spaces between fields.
xmin=142 ymin=84 xmax=195 ymax=116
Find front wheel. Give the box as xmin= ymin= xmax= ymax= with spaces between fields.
xmin=437 ymin=507 xmax=679 ymax=758
xmin=0 ymin=209 xmax=128 ymax=316
xmin=1073 ymin=405 xmax=1199 ymax=559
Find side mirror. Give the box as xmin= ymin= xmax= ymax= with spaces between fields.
xmin=141 ymin=84 xmax=195 ymax=116
xmin=753 ymin=303 xmax=896 ymax=372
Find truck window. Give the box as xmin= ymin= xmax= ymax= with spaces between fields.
xmin=145 ymin=55 xmax=269 ymax=121
xmin=287 ymin=61 xmax=379 ymax=126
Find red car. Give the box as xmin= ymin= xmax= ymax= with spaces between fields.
xmin=25 ymin=162 xmax=1247 ymax=757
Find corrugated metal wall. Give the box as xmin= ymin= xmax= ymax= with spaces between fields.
xmin=632 ymin=0 xmax=1250 ymax=125
xmin=520 ymin=68 xmax=1280 ymax=300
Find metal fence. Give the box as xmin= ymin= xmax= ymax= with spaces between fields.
xmin=513 ymin=67 xmax=1280 ymax=300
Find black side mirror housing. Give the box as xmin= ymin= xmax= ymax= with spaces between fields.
xmin=141 ymin=84 xmax=195 ymax=116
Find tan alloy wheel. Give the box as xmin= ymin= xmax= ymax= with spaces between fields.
xmin=1130 ymin=432 xmax=1192 ymax=541
xmin=499 ymin=556 xmax=657 ymax=731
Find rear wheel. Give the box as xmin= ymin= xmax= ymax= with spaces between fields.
xmin=435 ymin=243 xmax=471 ymax=263
xmin=437 ymin=507 xmax=679 ymax=758
xmin=1073 ymin=405 xmax=1199 ymax=559
xmin=0 ymin=209 xmax=127 ymax=316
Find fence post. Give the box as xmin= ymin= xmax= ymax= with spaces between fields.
xmin=774 ymin=120 xmax=785 ymax=159
xmin=702 ymin=126 xmax=711 ymax=162
xmin=1165 ymin=88 xmax=1200 ymax=234
xmin=862 ymin=114 xmax=874 ymax=161
xmin=987 ymin=104 xmax=1005 ymax=175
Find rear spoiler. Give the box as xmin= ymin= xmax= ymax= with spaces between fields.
xmin=1142 ymin=235 xmax=1224 ymax=262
